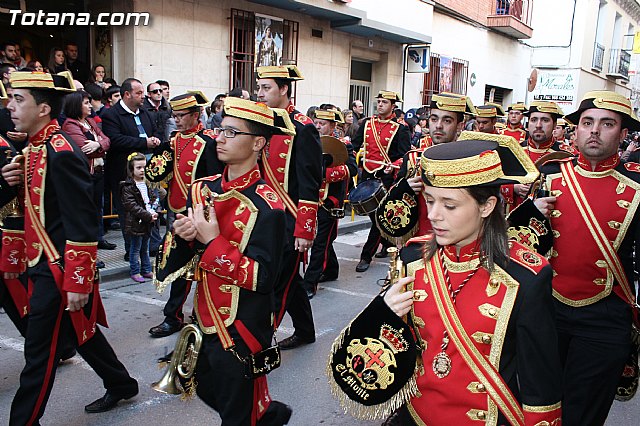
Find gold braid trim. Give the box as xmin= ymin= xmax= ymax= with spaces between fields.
xmin=153 ymin=254 xmax=199 ymax=294
xmin=0 ymin=197 xmax=17 ymax=225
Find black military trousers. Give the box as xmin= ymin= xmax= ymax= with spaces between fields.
xmin=360 ymin=210 xmax=392 ymax=262
xmin=162 ymin=276 xmax=192 ymax=326
xmin=555 ymin=294 xmax=631 ymax=426
xmin=10 ymin=261 xmax=138 ymax=426
xmin=278 ymin=249 xmax=315 ymax=341
xmin=195 ymin=332 xmax=286 ymax=426
xmin=358 ymin=173 xmax=393 ymax=262
xmin=303 ymin=208 xmax=339 ymax=290
xmin=0 ymin=275 xmax=28 ymax=337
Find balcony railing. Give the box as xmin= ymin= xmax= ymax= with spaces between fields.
xmin=592 ymin=42 xmax=604 ymax=72
xmin=489 ymin=0 xmax=534 ymax=39
xmin=495 ymin=0 xmax=533 ymax=26
xmin=608 ymin=48 xmax=631 ymax=80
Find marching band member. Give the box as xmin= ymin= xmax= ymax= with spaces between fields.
xmin=157 ymin=97 xmax=293 ymax=425
xmin=533 ymin=91 xmax=640 ymax=425
xmin=383 ymin=133 xmax=562 ymax=425
xmin=256 ymin=65 xmax=323 ymax=350
xmin=1 ymin=71 xmax=138 ymax=424
xmin=352 ymin=90 xmax=411 ymax=272
xmin=501 ymin=101 xmax=575 ymax=214
xmin=475 ymin=103 xmax=505 ymax=134
xmin=302 ymin=108 xmax=357 ymax=298
xmin=500 ymin=102 xmax=528 ymax=143
xmin=392 ymin=93 xmax=475 ymax=239
xmin=146 ymin=91 xmax=224 ymax=338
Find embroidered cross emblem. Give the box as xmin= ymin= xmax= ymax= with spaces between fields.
xmin=365 ymin=348 xmax=386 ymax=368
xmin=517 ymin=231 xmax=531 ymax=245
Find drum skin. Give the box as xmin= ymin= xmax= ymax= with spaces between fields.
xmin=348 ymin=179 xmax=387 ymax=215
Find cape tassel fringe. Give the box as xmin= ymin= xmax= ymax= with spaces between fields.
xmin=378 ymin=220 xmax=418 ymax=248
xmin=154 ymin=255 xmax=199 ymax=294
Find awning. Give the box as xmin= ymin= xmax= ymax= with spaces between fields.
xmin=246 ymin=0 xmax=431 ymax=44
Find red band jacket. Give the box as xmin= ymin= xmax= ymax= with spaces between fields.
xmin=540 ymin=153 xmax=640 ymax=306
xmin=168 ymin=166 xmax=286 ymax=346
xmin=260 ymin=104 xmax=322 ymax=242
xmin=400 ymin=239 xmax=563 ymax=425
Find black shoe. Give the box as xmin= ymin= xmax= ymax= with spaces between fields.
xmin=279 ymin=335 xmax=314 ymax=350
xmin=96 ymin=260 xmax=106 ymax=269
xmin=109 ymin=221 xmax=121 ymax=231
xmin=374 ymin=250 xmax=389 ymax=258
xmin=382 ymin=409 xmax=403 ymax=426
xmin=124 ymin=252 xmax=129 ymax=262
xmin=59 ymin=347 xmax=76 ymax=363
xmin=85 ymin=389 xmax=138 ymax=413
xmin=259 ymin=401 xmax=292 ymax=425
xmin=98 ymin=240 xmax=117 ymax=250
xmin=149 ymin=321 xmax=183 ymax=338
xmin=318 ymin=273 xmax=338 ymax=283
xmin=305 ymin=286 xmax=317 ymax=300
xmin=355 ymin=259 xmax=370 ymax=272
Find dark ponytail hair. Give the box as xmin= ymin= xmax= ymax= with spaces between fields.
xmin=423 ymin=185 xmax=508 ymax=272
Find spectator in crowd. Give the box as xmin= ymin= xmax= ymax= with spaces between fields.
xmin=0 ymin=41 xmax=17 ymax=64
xmin=104 ymin=85 xmax=121 ymax=109
xmin=120 ymin=153 xmax=157 ymax=283
xmin=84 ymin=82 xmax=106 ymax=119
xmin=208 ymin=93 xmax=227 ymax=129
xmin=342 ymin=109 xmax=359 ymax=141
xmin=227 ymin=86 xmax=250 ymax=99
xmin=103 ymin=77 xmax=117 ymax=90
xmin=156 ymin=79 xmax=170 ymax=101
xmin=306 ymin=105 xmax=318 ymax=119
xmin=89 ymin=64 xmax=107 ymax=88
xmin=411 ymin=114 xmax=429 ymax=146
xmin=142 ymin=81 xmax=172 ymax=142
xmin=101 ymin=77 xmax=160 ymax=261
xmin=351 ymin=99 xmax=365 ymax=122
xmin=62 ymin=90 xmax=115 ymax=266
xmin=12 ymin=43 xmax=27 ymax=69
xmin=25 ymin=60 xmax=44 ymax=72
xmin=47 ymin=47 xmax=67 ymax=74
xmin=1 ymin=63 xmax=15 ymax=85
xmin=64 ymin=42 xmax=90 ymax=84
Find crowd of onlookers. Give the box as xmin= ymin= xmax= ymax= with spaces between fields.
xmin=0 ymin=40 xmax=256 ymax=272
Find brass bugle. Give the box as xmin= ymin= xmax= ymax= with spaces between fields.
xmin=152 ymin=324 xmax=203 ymax=395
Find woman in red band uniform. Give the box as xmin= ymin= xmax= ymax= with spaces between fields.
xmin=383 ymin=134 xmax=562 ymax=425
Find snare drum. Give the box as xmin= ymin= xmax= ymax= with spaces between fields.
xmin=348 ymin=179 xmax=387 ymax=216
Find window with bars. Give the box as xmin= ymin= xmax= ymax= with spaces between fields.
xmin=229 ymin=9 xmax=299 ymax=96
xmin=421 ymin=53 xmax=469 ymax=105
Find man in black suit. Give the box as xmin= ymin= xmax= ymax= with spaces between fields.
xmin=101 ymin=78 xmax=161 ymax=259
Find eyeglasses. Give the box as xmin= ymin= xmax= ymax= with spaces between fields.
xmin=150 ymin=89 xmax=163 ymax=94
xmin=213 ymin=127 xmax=262 ymax=138
xmin=172 ymin=112 xmax=193 ymax=120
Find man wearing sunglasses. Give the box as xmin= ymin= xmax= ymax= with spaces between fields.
xmin=143 ymin=82 xmax=173 ymax=143
xmin=147 ymin=91 xmax=224 ymax=338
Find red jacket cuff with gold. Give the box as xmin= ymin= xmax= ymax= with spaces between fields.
xmin=294 ymin=200 xmax=318 ymax=240
xmin=198 ymin=234 xmax=259 ymax=292
xmin=62 ymin=241 xmax=97 ymax=294
xmin=0 ymin=228 xmax=27 ymax=273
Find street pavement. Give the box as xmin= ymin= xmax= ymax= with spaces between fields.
xmin=1 ymin=222 xmax=639 ymax=425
